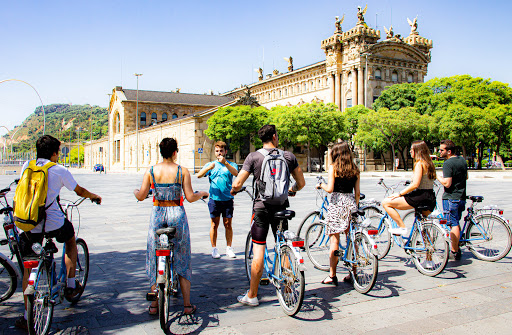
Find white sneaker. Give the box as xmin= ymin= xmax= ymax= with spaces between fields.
xmin=389 ymin=227 xmax=407 ymax=236
xmin=212 ymin=247 xmax=220 ymax=259
xmin=421 ymin=260 xmax=435 ymax=269
xmin=237 ymin=292 xmax=259 ymax=306
xmin=226 ymin=246 xmax=236 ymax=258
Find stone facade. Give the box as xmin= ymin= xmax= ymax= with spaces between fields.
xmin=84 ymin=7 xmax=432 ymax=172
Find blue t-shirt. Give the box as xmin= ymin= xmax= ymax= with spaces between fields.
xmin=205 ymin=160 xmax=238 ymax=201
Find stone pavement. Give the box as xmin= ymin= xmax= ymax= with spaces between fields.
xmin=1 ymin=172 xmax=511 ymax=334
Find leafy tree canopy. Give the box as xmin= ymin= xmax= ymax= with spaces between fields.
xmin=372 ymin=83 xmax=421 ymax=111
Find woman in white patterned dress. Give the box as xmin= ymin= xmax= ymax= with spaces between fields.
xmin=316 ymin=141 xmax=360 ymax=285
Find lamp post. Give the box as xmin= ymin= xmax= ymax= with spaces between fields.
xmin=90 ymin=105 xmax=93 ymax=170
xmin=134 ymin=73 xmax=143 ymax=172
xmin=0 ymin=79 xmax=46 ymax=135
xmin=360 ymin=52 xmax=371 ymax=171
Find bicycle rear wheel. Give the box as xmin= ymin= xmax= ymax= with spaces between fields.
xmin=411 ymin=223 xmax=449 ymax=276
xmin=362 ymin=207 xmax=390 ymax=260
xmin=305 ymin=223 xmax=330 ymax=271
xmin=347 ymin=233 xmax=378 ymax=294
xmin=158 ymin=259 xmax=171 ymax=331
xmin=296 ymin=211 xmax=323 ymax=240
xmin=276 ymin=245 xmax=305 ymax=316
xmin=244 ymin=232 xmax=253 ymax=282
xmin=67 ymin=238 xmax=89 ymax=303
xmin=467 ymin=214 xmax=512 ymax=261
xmin=27 ymin=263 xmax=54 ymax=335
xmin=0 ymin=257 xmax=17 ymax=302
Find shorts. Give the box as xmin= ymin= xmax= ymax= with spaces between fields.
xmin=442 ymin=199 xmax=466 ymax=227
xmin=404 ymin=189 xmax=436 ymax=212
xmin=251 ymin=207 xmax=288 ymax=245
xmin=208 ymin=199 xmax=234 ymax=219
xmin=19 ymin=218 xmax=75 ymax=257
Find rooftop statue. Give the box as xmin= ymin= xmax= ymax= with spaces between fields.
xmin=283 ymin=56 xmax=293 ymax=72
xmin=357 ymin=4 xmax=367 ymax=24
xmin=384 ymin=25 xmax=394 ymax=39
xmin=255 ymin=67 xmax=263 ymax=80
xmin=335 ymin=14 xmax=344 ymax=33
xmin=407 ymin=16 xmax=418 ymax=35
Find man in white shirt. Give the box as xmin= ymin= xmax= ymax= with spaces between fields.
xmin=16 ymin=135 xmax=101 ymax=330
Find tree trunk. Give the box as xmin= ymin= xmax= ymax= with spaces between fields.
xmin=391 ymin=145 xmax=396 ymax=172
xmin=307 ymin=141 xmax=311 ymax=173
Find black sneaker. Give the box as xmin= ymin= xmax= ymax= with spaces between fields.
xmin=14 ymin=316 xmax=28 ymax=331
xmin=64 ymin=281 xmax=84 ymax=301
xmin=450 ymin=249 xmax=462 ymax=260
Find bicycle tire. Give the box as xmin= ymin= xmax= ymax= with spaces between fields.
xmin=158 ymin=259 xmax=171 ymax=331
xmin=347 ymin=232 xmax=378 ymax=294
xmin=467 ymin=214 xmax=512 ymax=261
xmin=275 ymin=244 xmax=305 ymax=316
xmin=171 ymin=254 xmax=179 ymax=297
xmin=411 ymin=223 xmax=449 ymax=277
xmin=402 ymin=210 xmax=415 ymax=227
xmin=27 ymin=263 xmax=54 ymax=335
xmin=244 ymin=232 xmax=253 ymax=282
xmin=66 ymin=238 xmax=89 ymax=303
xmin=305 ymin=222 xmax=330 ymax=271
xmin=296 ymin=211 xmax=323 ymax=240
xmin=362 ymin=206 xmax=390 ymax=260
xmin=0 ymin=257 xmax=17 ymax=302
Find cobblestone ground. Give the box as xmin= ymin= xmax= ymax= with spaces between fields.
xmin=1 ymin=171 xmax=511 ymax=334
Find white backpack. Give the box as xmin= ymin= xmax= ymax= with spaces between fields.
xmin=255 ymin=148 xmax=290 ymax=205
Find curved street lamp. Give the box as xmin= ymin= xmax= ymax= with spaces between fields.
xmin=0 ymin=79 xmax=46 ymax=134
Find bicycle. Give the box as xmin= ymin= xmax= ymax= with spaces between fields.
xmin=296 ymin=176 xmax=384 ymax=257
xmin=0 ymin=179 xmax=23 ymax=302
xmin=304 ymin=208 xmax=379 ymax=294
xmin=445 ymin=195 xmax=511 ymax=261
xmin=25 ymin=197 xmax=97 ymax=335
xmin=240 ymin=186 xmax=306 ymax=316
xmin=146 ymin=226 xmax=179 ymax=331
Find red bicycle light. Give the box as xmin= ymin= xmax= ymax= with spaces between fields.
xmin=4 ymin=224 xmax=14 ymax=230
xmin=367 ymin=230 xmax=378 ymax=235
xmin=158 ymin=270 xmax=164 ymax=275
xmin=156 ymin=250 xmax=170 ymax=257
xmin=299 ymin=258 xmax=304 ymax=264
xmin=23 ymin=260 xmax=39 ymax=269
xmin=292 ymin=240 xmax=304 ymax=248
xmin=499 ymin=210 xmax=504 ymax=215
xmin=440 ymin=219 xmax=447 ymax=225
xmin=373 ymin=244 xmax=378 ymax=249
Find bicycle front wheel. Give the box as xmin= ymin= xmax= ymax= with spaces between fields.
xmin=276 ymin=245 xmax=305 ymax=316
xmin=411 ymin=223 xmax=449 ymax=277
xmin=305 ymin=222 xmax=330 ymax=271
xmin=27 ymin=263 xmax=54 ymax=335
xmin=158 ymin=259 xmax=171 ymax=331
xmin=66 ymin=238 xmax=89 ymax=303
xmin=362 ymin=207 xmax=390 ymax=260
xmin=0 ymin=257 xmax=17 ymax=302
xmin=467 ymin=214 xmax=512 ymax=261
xmin=296 ymin=211 xmax=323 ymax=240
xmin=347 ymin=233 xmax=378 ymax=294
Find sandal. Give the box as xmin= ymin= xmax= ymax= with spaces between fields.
xmin=183 ymin=305 xmax=197 ymax=315
xmin=148 ymin=304 xmax=158 ymax=315
xmin=321 ymin=275 xmax=338 ymax=286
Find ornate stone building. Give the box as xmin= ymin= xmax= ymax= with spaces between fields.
xmin=84 ymin=7 xmax=432 ymax=172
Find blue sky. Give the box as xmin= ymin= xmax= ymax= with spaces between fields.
xmin=1 ymin=0 xmax=510 ymax=133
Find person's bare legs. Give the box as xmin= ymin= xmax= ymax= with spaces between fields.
xmin=329 ymin=233 xmax=340 ymax=278
xmin=210 ymin=217 xmax=220 ymax=247
xmin=382 ymin=197 xmax=413 ymax=228
xmin=450 ymin=225 xmax=461 ymax=252
xmin=248 ymin=243 xmax=265 ymax=298
xmin=179 ymin=276 xmax=194 ymax=313
xmin=223 ymin=217 xmax=233 ymax=247
xmin=64 ymin=236 xmax=78 ymax=279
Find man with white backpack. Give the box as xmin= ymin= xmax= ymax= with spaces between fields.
xmin=231 ymin=124 xmax=305 ymax=307
xmin=14 ymin=135 xmax=101 ymax=330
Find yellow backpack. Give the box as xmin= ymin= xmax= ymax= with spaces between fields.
xmin=13 ymin=160 xmax=56 ymax=232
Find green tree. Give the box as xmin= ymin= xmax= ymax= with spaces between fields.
xmin=372 ymin=83 xmax=422 ymax=111
xmin=205 ymin=105 xmax=268 ymax=154
xmin=270 ymin=102 xmax=344 ymax=172
xmin=69 ymin=145 xmax=84 ymax=165
xmin=343 ymin=105 xmax=371 ymax=141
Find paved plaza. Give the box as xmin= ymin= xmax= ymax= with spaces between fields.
xmin=1 ymin=170 xmax=511 ymax=334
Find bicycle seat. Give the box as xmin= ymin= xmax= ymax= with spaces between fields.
xmin=414 ymin=205 xmax=432 ymax=218
xmin=351 ymin=209 xmax=365 ymax=217
xmin=156 ymin=227 xmax=177 ymax=237
xmin=467 ymin=195 xmax=483 ymax=203
xmin=360 ymin=194 xmax=366 ymax=200
xmin=274 ymin=210 xmax=295 ymax=220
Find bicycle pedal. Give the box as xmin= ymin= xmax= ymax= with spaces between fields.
xmin=260 ymin=278 xmax=270 ymax=285
xmin=146 ymin=292 xmax=157 ymax=301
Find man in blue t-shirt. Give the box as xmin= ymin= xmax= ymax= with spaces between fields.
xmin=198 ymin=141 xmax=238 ymax=259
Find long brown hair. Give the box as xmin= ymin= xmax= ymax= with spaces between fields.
xmin=331 ymin=141 xmax=359 ymax=178
xmin=411 ymin=140 xmax=436 ymax=180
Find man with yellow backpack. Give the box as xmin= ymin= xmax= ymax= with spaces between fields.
xmin=13 ymin=135 xmax=102 ymax=331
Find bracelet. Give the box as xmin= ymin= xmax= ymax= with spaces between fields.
xmin=291 ymin=183 xmax=299 ymax=192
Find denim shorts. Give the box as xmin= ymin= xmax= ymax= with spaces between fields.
xmin=208 ymin=198 xmax=234 ymax=219
xmin=442 ymin=199 xmax=466 ymax=227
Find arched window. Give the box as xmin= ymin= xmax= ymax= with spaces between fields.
xmin=279 ymin=90 xmax=282 ymax=98
xmin=348 ymin=72 xmax=353 ymax=83
xmin=407 ymin=73 xmax=413 ymax=83
xmin=375 ymin=69 xmax=382 ymax=80
xmin=392 ymin=71 xmax=398 ymax=82
xmin=140 ymin=112 xmax=146 ymax=126
xmin=148 ymin=143 xmax=152 ymax=162
xmin=151 ymin=112 xmax=157 ymax=124
xmin=162 ymin=113 xmax=168 ymax=122
xmin=183 ymin=113 xmax=187 ymax=117
xmin=290 ymin=86 xmax=294 ymax=94
xmin=172 ymin=113 xmax=178 ymax=119
xmin=284 ymin=88 xmax=288 ymax=96
xmin=304 ymin=82 xmax=307 ymax=91
xmin=114 ymin=113 xmax=120 ymax=133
